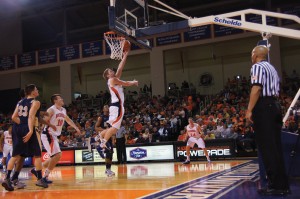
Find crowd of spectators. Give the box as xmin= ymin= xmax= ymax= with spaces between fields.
xmin=0 ymin=73 xmax=299 ymax=154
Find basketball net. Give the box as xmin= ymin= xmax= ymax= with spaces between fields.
xmin=104 ymin=31 xmax=126 ymax=60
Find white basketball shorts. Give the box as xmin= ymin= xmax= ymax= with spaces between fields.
xmin=3 ymin=144 xmax=12 ymax=157
xmin=108 ymin=105 xmax=124 ymax=130
xmin=41 ymin=133 xmax=61 ymax=157
xmin=187 ymin=137 xmax=206 ymax=148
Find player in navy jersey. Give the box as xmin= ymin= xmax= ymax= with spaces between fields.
xmin=246 ymin=46 xmax=290 ymax=196
xmin=88 ymin=105 xmax=115 ymax=177
xmin=2 ymin=84 xmax=48 ymax=191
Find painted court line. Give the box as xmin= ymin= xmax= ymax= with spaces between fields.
xmin=139 ymin=160 xmax=259 ymax=199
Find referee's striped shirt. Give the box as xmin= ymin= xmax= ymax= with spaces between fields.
xmin=250 ymin=61 xmax=280 ymax=97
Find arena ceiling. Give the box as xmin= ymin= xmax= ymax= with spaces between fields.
xmin=0 ymin=0 xmax=299 ymax=52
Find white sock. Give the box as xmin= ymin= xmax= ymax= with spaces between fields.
xmin=100 ymin=139 xmax=107 ymax=148
xmin=94 ymin=134 xmax=100 ymax=142
xmin=186 ymin=156 xmax=190 ymax=161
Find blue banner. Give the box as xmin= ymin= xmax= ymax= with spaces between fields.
xmin=156 ymin=33 xmax=181 ymax=46
xmin=59 ymin=44 xmax=80 ymax=61
xmin=17 ymin=52 xmax=36 ymax=68
xmin=214 ymin=16 xmax=244 ymax=37
xmin=246 ymin=14 xmax=278 ymax=26
xmin=0 ymin=56 xmax=15 ymax=71
xmin=82 ymin=41 xmax=103 ymax=58
xmin=184 ymin=25 xmax=211 ymax=42
xmin=38 ymin=48 xmax=57 ymax=65
xmin=104 ymin=42 xmax=111 ymax=56
xmin=281 ymin=6 xmax=300 ymax=25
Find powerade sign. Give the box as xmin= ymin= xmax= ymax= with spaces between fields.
xmin=214 ymin=17 xmax=242 ymax=26
xmin=130 ymin=148 xmax=147 ymax=160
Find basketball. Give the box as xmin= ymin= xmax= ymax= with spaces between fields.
xmin=123 ymin=40 xmax=131 ymax=51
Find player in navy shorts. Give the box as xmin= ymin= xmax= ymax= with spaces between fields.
xmin=2 ymin=84 xmax=48 ymax=191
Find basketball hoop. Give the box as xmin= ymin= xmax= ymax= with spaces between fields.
xmin=104 ymin=31 xmax=126 ymax=60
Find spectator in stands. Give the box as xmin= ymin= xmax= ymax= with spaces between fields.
xmin=204 ymin=131 xmax=216 ymax=140
xmin=133 ymin=118 xmax=143 ymax=138
xmin=83 ymin=120 xmax=94 ymax=139
xmin=177 ymin=129 xmax=187 ymax=142
xmin=126 ymin=133 xmax=135 ymax=144
xmin=221 ymin=123 xmax=232 ymax=138
xmin=211 ymin=125 xmax=221 ymax=139
xmin=135 ymin=133 xmax=145 ymax=143
xmin=237 ymin=125 xmax=256 ymax=152
xmin=142 ymin=128 xmax=150 ymax=141
xmin=145 ymin=133 xmax=155 ymax=143
xmin=156 ymin=120 xmax=169 ymax=142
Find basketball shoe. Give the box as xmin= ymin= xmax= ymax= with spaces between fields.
xmin=1 ymin=178 xmax=14 ymax=191
xmin=43 ymin=177 xmax=53 ymax=184
xmin=182 ymin=160 xmax=190 ymax=164
xmin=36 ymin=178 xmax=48 ymax=188
xmin=11 ymin=178 xmax=26 ymax=189
xmin=105 ymin=169 xmax=115 ymax=177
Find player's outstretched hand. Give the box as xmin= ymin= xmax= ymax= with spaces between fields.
xmin=133 ymin=79 xmax=139 ymax=86
xmin=23 ymin=131 xmax=33 ymax=143
xmin=75 ymin=127 xmax=81 ymax=134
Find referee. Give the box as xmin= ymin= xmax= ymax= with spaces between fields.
xmin=246 ymin=45 xmax=290 ymax=196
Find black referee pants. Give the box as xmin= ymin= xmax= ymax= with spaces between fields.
xmin=252 ymin=97 xmax=289 ymax=189
xmin=116 ymin=137 xmax=127 ymax=164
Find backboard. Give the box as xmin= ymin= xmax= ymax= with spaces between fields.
xmin=108 ymin=0 xmax=151 ymax=49
xmin=108 ymin=0 xmax=191 ymax=49
xmin=108 ymin=0 xmax=300 ymax=50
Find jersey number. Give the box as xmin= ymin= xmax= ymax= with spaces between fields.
xmin=57 ymin=119 xmax=64 ymax=127
xmin=18 ymin=105 xmax=28 ymax=117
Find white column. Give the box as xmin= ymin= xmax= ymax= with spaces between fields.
xmin=150 ymin=48 xmax=166 ymax=97
xmin=60 ymin=62 xmax=73 ymax=105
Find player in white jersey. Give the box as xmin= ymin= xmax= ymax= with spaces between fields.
xmin=183 ymin=117 xmax=210 ymax=164
xmin=32 ymin=94 xmax=80 ymax=183
xmin=94 ymin=46 xmax=138 ymax=155
xmin=0 ymin=125 xmax=13 ymax=173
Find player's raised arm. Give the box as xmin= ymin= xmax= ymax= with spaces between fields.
xmin=115 ymin=49 xmax=130 ymax=79
xmin=110 ymin=77 xmax=138 ymax=87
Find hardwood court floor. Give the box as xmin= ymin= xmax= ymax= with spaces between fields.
xmin=1 ymin=159 xmax=299 ymax=199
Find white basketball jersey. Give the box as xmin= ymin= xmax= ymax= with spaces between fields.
xmin=4 ymin=130 xmax=12 ymax=146
xmin=186 ymin=123 xmax=200 ymax=138
xmin=48 ymin=105 xmax=67 ymax=136
xmin=108 ymin=78 xmax=124 ymax=105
